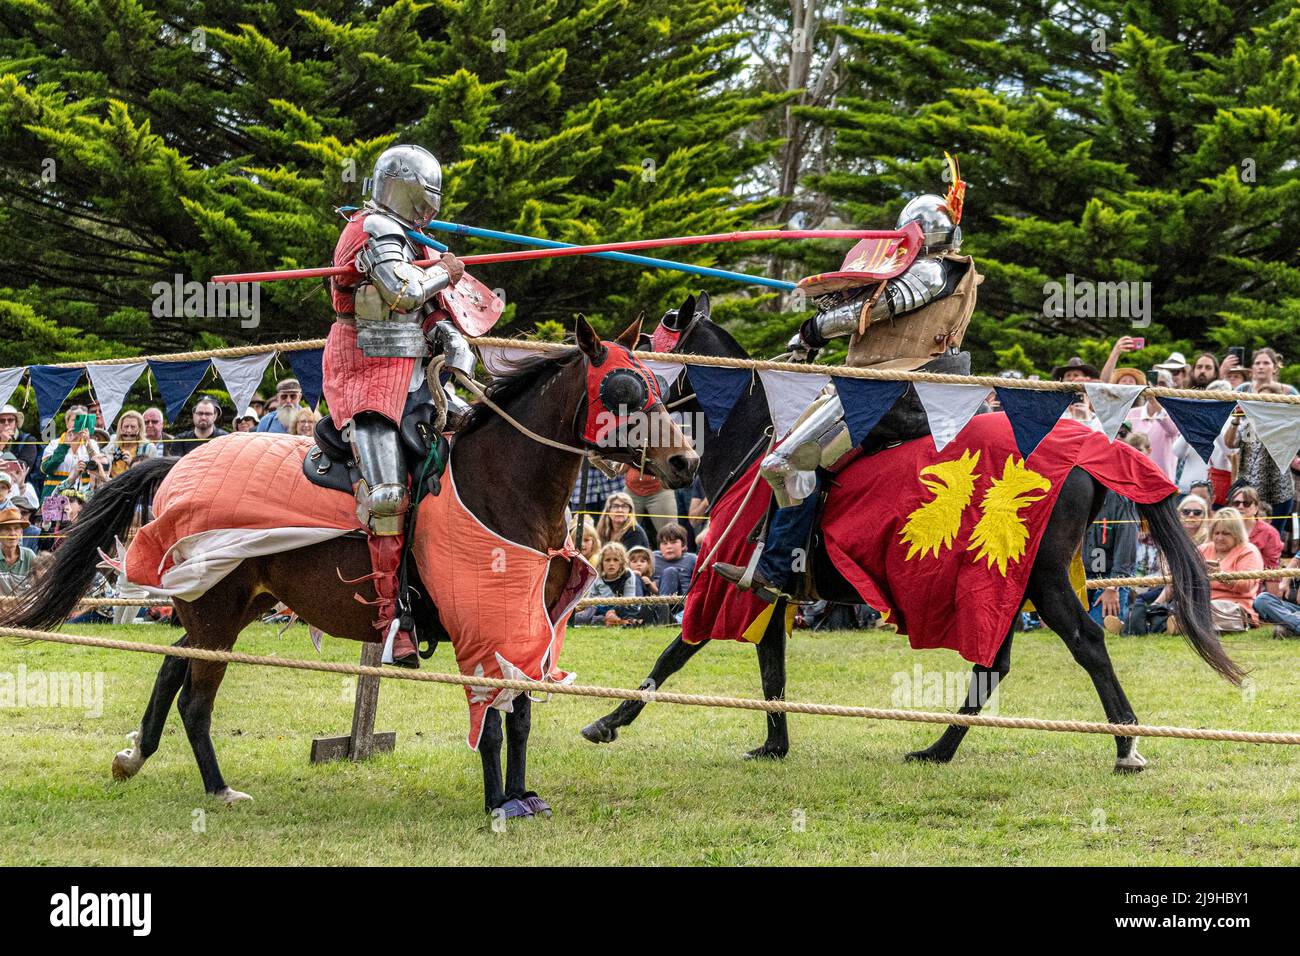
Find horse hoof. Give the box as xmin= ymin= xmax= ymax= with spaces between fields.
xmin=1114 ymin=749 xmax=1147 ymax=774
xmin=580 ymin=719 xmax=618 ymax=744
xmin=111 ymin=731 xmax=142 ymax=780
xmin=743 ymin=744 xmax=787 ymax=760
xmin=216 ymin=787 xmax=254 ymax=806
xmin=904 ymin=748 xmax=951 ymax=764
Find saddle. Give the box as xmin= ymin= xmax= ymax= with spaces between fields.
xmin=302 ymin=384 xmax=450 ymax=499
xmin=301 ymin=384 xmax=452 ymax=659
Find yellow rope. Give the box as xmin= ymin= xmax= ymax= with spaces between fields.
xmin=3 ymin=625 xmax=1296 ymax=745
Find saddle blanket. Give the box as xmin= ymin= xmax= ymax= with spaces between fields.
xmin=683 ymin=415 xmax=1176 ymax=667
xmin=124 ymin=432 xmax=595 ymax=748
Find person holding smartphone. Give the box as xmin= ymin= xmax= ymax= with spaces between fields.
xmin=38 ymin=405 xmax=93 ymax=507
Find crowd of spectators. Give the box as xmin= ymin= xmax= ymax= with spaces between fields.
xmin=1051 ymin=341 xmax=1300 ymax=640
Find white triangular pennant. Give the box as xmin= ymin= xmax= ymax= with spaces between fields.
xmin=0 ymin=367 xmax=24 ymax=411
xmin=213 ymin=353 xmax=275 ymax=420
xmin=757 ymin=370 xmax=831 ymax=439
xmin=87 ymin=362 xmax=147 ymax=430
xmin=915 ymin=381 xmax=989 ymax=451
xmin=642 ymin=360 xmax=684 ymax=392
xmin=1084 ymin=382 xmax=1145 ymax=442
xmin=477 ymin=345 xmax=536 ymax=378
xmin=1241 ymin=399 xmax=1300 ymax=481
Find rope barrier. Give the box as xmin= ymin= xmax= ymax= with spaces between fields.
xmin=3 ymin=624 xmax=1296 ymax=745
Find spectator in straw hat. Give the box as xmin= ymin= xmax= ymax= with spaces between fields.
xmin=0 ymin=404 xmax=40 ymax=475
xmin=0 ymin=505 xmax=36 ymax=596
xmin=257 ymin=378 xmax=308 ymax=433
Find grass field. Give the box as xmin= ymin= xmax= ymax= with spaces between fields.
xmin=2 ymin=620 xmax=1298 ymax=865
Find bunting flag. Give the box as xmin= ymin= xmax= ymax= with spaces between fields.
xmin=758 ymin=370 xmax=830 ymax=440
xmin=87 ymin=362 xmax=147 ymax=430
xmin=213 ymin=353 xmax=275 ymax=419
xmin=478 ymin=344 xmax=536 ymax=378
xmin=915 ymin=381 xmax=989 ymax=451
xmin=994 ymin=386 xmax=1074 ymax=459
xmin=148 ymin=358 xmax=212 ymax=423
xmin=287 ymin=348 xmax=325 ymax=411
xmin=686 ymin=365 xmax=752 ymax=433
xmin=642 ymin=359 xmax=685 ymax=392
xmin=1084 ymin=382 xmax=1145 ymax=442
xmin=0 ymin=367 xmax=24 ymax=411
xmin=1161 ymin=396 xmax=1235 ymax=463
xmin=1241 ymin=399 xmax=1300 ymax=480
xmin=833 ymin=378 xmax=907 ymax=446
xmin=28 ymin=366 xmax=85 ymax=431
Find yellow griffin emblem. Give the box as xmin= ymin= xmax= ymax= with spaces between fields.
xmin=899 ymin=452 xmax=1051 ymax=576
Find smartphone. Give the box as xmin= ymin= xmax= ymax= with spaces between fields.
xmin=1146 ymin=368 xmax=1159 ymax=385
xmin=1229 ymin=346 xmax=1246 ymax=364
xmin=1130 ymin=337 xmax=1145 ymax=350
xmin=74 ymin=413 xmax=96 ymax=433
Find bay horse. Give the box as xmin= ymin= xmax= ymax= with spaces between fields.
xmin=5 ymin=316 xmax=699 ymax=816
xmin=582 ymin=305 xmax=1244 ymax=771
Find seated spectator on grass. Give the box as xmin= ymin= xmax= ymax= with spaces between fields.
xmin=595 ymin=491 xmax=650 ymax=553
xmin=105 ymin=410 xmax=159 ymax=476
xmin=578 ymin=525 xmax=601 ymax=564
xmin=628 ymin=544 xmax=671 ymax=625
xmin=1228 ymin=485 xmax=1281 ymax=571
xmin=1191 ymin=508 xmax=1262 ymax=634
xmin=573 ymin=542 xmax=639 ymax=626
xmin=0 ymin=506 xmax=36 ymax=596
xmin=653 ymin=522 xmax=696 ymax=597
xmin=1254 ymin=556 xmax=1300 ymax=639
xmin=167 ymin=397 xmax=228 ymax=457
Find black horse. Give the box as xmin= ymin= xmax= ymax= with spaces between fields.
xmin=582 ymin=302 xmax=1244 ymax=772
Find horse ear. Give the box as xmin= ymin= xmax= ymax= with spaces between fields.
xmin=677 ymin=294 xmax=696 ymax=324
xmin=614 ymin=316 xmax=643 ymax=349
xmin=695 ymin=290 xmax=711 ymax=321
xmin=575 ymin=315 xmax=607 ymax=362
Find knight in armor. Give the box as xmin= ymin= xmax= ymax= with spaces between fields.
xmin=324 ymin=144 xmax=480 ymax=666
xmin=715 ymin=158 xmax=982 ymax=602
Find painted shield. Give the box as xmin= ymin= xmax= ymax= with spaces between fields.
xmin=796 ymin=223 xmax=924 ymax=296
xmin=437 ymin=272 xmax=505 ymax=336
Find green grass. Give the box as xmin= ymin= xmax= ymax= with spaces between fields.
xmin=2 ymin=621 xmax=1298 ymax=865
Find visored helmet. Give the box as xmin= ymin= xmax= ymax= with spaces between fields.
xmin=367 ymin=145 xmax=443 ymax=226
xmin=895 ymin=193 xmax=961 ymax=253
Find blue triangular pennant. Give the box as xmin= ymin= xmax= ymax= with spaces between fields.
xmin=287 ymin=348 xmax=325 ymax=412
xmin=833 ymin=378 xmax=907 ymax=446
xmin=148 ymin=358 xmax=212 ymax=423
xmin=28 ymin=366 xmax=84 ymax=431
xmin=995 ymin=386 xmax=1074 ymax=458
xmin=686 ymin=365 xmax=752 ymax=433
xmin=1162 ymin=396 xmax=1236 ymax=464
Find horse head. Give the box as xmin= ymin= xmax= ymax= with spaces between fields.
xmin=574 ymin=314 xmax=698 ymax=489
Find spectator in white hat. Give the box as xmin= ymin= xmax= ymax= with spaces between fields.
xmin=1154 ymin=351 xmax=1190 ymax=388
xmin=234 ymin=408 xmax=259 ymax=433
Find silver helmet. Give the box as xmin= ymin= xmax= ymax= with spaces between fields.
xmin=367 ymin=144 xmax=443 ymax=226
xmin=896 ymin=193 xmax=961 ymax=253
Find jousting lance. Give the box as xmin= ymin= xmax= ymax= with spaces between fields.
xmin=210 ymin=227 xmax=905 ymax=286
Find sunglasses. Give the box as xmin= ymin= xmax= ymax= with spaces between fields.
xmin=1230 ymin=499 xmax=1252 ymax=508
xmin=1180 ymin=508 xmax=1205 ymax=517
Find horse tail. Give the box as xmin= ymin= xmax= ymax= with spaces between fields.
xmin=1138 ymin=494 xmax=1246 ymax=685
xmin=2 ymin=457 xmax=178 ymax=632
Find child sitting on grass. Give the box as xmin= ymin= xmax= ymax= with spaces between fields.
xmin=573 ymin=542 xmax=640 ymax=626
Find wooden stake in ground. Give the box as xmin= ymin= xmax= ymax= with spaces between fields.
xmin=310 ymin=643 xmax=396 ymax=763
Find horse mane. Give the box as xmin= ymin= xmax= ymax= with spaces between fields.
xmin=458 ymin=343 xmax=584 ymax=438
